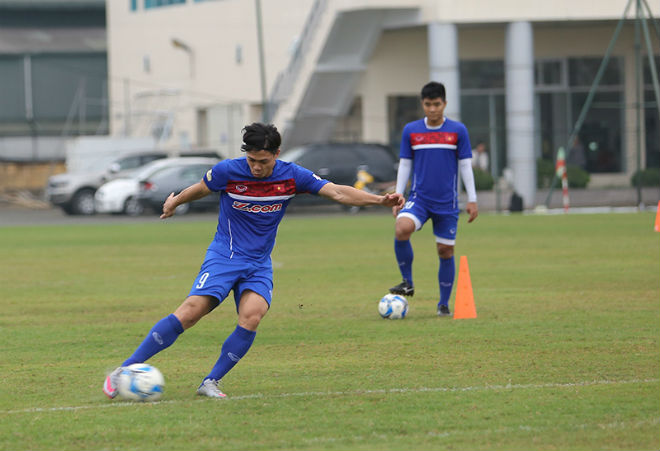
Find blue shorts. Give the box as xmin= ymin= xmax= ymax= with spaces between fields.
xmin=188 ymin=249 xmax=273 ymax=311
xmin=397 ymin=195 xmax=459 ymax=245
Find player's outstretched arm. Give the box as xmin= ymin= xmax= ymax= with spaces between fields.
xmin=161 ymin=180 xmax=212 ymax=219
xmin=318 ymin=183 xmax=404 ymax=208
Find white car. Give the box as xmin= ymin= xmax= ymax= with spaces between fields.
xmin=94 ymin=157 xmax=219 ymax=215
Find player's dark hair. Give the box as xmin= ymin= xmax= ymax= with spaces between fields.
xmin=421 ymin=81 xmax=446 ymax=101
xmin=240 ymin=122 xmax=281 ymax=154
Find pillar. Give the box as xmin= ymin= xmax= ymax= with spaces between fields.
xmin=428 ymin=22 xmax=460 ymax=120
xmin=505 ymin=21 xmax=536 ymax=209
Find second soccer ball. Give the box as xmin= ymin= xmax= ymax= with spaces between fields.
xmin=378 ymin=294 xmax=409 ymax=319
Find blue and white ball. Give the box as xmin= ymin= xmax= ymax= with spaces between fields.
xmin=378 ymin=294 xmax=409 ymax=319
xmin=117 ymin=363 xmax=165 ymax=401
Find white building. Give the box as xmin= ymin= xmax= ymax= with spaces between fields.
xmin=107 ymin=0 xmax=660 ymax=208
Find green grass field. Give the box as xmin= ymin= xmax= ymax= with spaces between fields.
xmin=1 ymin=211 xmax=658 ymax=450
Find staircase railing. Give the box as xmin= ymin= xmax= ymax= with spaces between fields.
xmin=266 ymin=0 xmax=328 ymax=122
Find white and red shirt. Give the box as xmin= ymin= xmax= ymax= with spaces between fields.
xmin=400 ymin=117 xmax=472 ymax=212
xmin=204 ymin=158 xmax=328 ymax=260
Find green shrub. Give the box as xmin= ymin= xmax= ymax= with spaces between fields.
xmin=536 ymin=159 xmax=590 ymax=188
xmin=537 ymin=159 xmax=555 ymax=188
xmin=631 ymin=168 xmax=660 ymax=187
xmin=566 ymin=165 xmax=590 ymax=188
xmin=473 ymin=167 xmax=494 ymax=191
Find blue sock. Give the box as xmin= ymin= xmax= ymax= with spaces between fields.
xmin=122 ymin=314 xmax=184 ymax=366
xmin=438 ymin=256 xmax=455 ymax=307
xmin=206 ymin=325 xmax=256 ymax=381
xmin=394 ymin=239 xmax=414 ymax=285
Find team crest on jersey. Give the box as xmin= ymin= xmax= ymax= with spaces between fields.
xmin=206 ymin=169 xmax=213 ymax=181
xmin=235 ymin=185 xmax=248 ymax=192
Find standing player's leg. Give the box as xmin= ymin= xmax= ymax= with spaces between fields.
xmin=103 ymin=295 xmax=217 ymax=399
xmin=197 ymin=290 xmax=268 ymax=398
xmin=433 ymin=213 xmax=459 ymax=316
xmin=436 ymin=243 xmax=455 ymax=316
xmin=390 ymin=216 xmax=418 ymax=296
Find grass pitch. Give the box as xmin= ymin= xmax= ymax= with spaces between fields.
xmin=0 ymin=211 xmax=658 ymax=450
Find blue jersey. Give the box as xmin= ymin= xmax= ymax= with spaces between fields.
xmin=400 ymin=117 xmax=472 ymax=212
xmin=203 ymin=157 xmax=328 ymax=260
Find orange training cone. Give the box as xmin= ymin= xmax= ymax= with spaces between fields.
xmin=655 ymin=201 xmax=660 ymax=232
xmin=453 ymin=255 xmax=477 ymax=319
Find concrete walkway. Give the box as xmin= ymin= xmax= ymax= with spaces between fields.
xmin=470 ymin=187 xmax=660 ymax=212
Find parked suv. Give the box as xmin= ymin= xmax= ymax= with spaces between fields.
xmin=279 ymin=142 xmax=398 ymax=205
xmin=46 ymin=151 xmax=168 ymax=215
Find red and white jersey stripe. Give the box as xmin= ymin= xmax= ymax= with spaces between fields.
xmin=409 ymin=132 xmax=459 ymax=151
xmin=225 ymin=178 xmax=297 ymax=201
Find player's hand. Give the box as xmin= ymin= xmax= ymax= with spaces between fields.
xmin=466 ymin=202 xmax=478 ymax=223
xmin=389 ymin=194 xmax=405 ymax=217
xmin=160 ymin=193 xmax=177 ymax=219
xmin=391 ymin=199 xmax=405 ymax=217
xmin=381 ymin=192 xmax=404 ymax=209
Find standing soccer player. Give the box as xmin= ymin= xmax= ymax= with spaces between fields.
xmin=103 ymin=122 xmax=404 ymax=399
xmin=388 ymin=81 xmax=478 ymax=316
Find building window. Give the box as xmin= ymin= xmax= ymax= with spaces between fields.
xmin=461 ymin=93 xmax=506 ymax=176
xmin=459 ymin=60 xmax=507 ymax=176
xmin=130 ymin=0 xmax=138 ymax=11
xmin=144 ymin=0 xmax=186 ymax=9
xmin=0 ymin=54 xmax=108 ymax=136
xmin=570 ymin=91 xmax=623 ymax=172
xmin=0 ymin=56 xmax=26 ymax=123
xmin=535 ymin=60 xmax=565 ymax=88
xmin=569 ymin=57 xmax=622 ymax=86
xmin=644 ymin=56 xmax=660 ymax=169
xmin=536 ymin=56 xmax=624 ymax=173
xmin=461 ymin=60 xmax=505 ymax=90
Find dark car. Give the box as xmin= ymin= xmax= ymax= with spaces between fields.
xmin=137 ymin=160 xmax=219 ymax=214
xmin=279 ymin=142 xmax=398 ymax=205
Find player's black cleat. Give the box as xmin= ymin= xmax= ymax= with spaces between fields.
xmin=437 ymin=304 xmax=451 ymax=317
xmin=389 ymin=280 xmax=414 ymax=297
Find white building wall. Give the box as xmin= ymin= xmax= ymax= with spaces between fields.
xmin=106 ymin=0 xmax=315 ymax=152
xmin=357 ymin=27 xmax=428 ymax=143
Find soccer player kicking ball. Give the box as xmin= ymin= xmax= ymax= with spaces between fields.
xmin=103 ymin=122 xmax=404 ymax=399
xmin=388 ymin=81 xmax=478 ymax=317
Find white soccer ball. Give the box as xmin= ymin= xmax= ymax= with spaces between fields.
xmin=117 ymin=363 xmax=165 ymax=401
xmin=378 ymin=294 xmax=409 ymax=319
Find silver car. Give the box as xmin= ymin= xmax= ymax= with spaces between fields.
xmin=95 ymin=157 xmax=220 ymax=216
